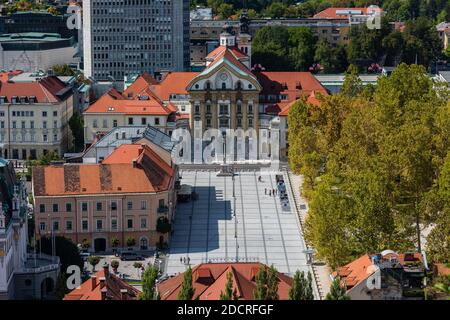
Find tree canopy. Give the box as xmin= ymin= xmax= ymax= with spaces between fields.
xmin=288 ymin=64 xmax=450 ymax=268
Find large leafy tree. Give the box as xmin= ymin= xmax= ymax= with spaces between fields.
xmin=290 ymin=64 xmax=450 ymax=269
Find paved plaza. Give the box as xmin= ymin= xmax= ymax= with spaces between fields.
xmin=165 ymin=170 xmax=313 ymax=279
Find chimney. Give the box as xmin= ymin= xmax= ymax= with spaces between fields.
xmin=132 ymin=160 xmax=137 ymax=168
xmin=103 ymin=262 xmax=109 ymax=277
xmin=120 ymin=289 xmax=128 ymax=300
xmin=101 ymin=287 xmax=107 ymax=300
xmin=99 ymin=277 xmax=106 ymax=289
xmin=91 ymin=276 xmax=97 ymax=290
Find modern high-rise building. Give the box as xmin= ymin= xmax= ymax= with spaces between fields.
xmin=82 ymin=0 xmax=190 ymax=81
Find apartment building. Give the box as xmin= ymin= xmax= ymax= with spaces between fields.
xmin=0 ymin=158 xmax=59 ymax=300
xmin=0 ymin=75 xmax=74 ymax=160
xmin=82 ymin=0 xmax=190 ymax=81
xmin=82 ymin=77 xmax=178 ymax=145
xmin=32 ymin=143 xmax=177 ymax=252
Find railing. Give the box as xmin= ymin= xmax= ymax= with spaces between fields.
xmin=157 ymin=206 xmax=169 ymax=214
xmin=283 ymin=167 xmax=323 ymax=300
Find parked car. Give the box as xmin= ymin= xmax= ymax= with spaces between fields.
xmin=119 ymin=252 xmax=144 ymax=261
xmin=80 ymin=252 xmax=91 ymax=261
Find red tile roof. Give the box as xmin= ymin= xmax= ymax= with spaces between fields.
xmin=123 ymin=72 xmax=158 ymax=99
xmin=158 ymin=263 xmax=293 ymax=300
xmin=84 ymin=88 xmax=176 ymax=115
xmin=313 ymin=7 xmax=382 ymax=19
xmin=33 ymin=144 xmax=174 ymax=196
xmin=0 ymin=76 xmax=69 ymax=103
xmin=64 ymin=265 xmax=140 ymax=300
xmin=150 ymin=72 xmax=199 ymax=101
xmin=332 ymin=254 xmax=374 ymax=291
xmin=0 ymin=70 xmax=23 ymax=83
xmin=206 ymin=45 xmax=248 ymax=61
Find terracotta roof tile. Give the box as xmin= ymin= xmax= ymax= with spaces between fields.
xmin=158 ymin=263 xmax=293 ymax=300
xmin=0 ymin=76 xmax=69 ymax=103
xmin=33 ymin=144 xmax=174 ymax=196
xmin=64 ymin=267 xmax=141 ymax=300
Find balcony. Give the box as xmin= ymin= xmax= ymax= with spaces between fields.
xmin=157 ymin=206 xmax=169 ymax=214
xmin=19 ymin=253 xmax=60 ymax=274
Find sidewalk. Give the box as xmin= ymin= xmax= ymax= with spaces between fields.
xmin=287 ymin=171 xmax=331 ymax=299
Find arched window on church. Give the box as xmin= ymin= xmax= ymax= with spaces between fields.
xmin=222 ymin=82 xmax=227 ymax=90
xmin=236 ymin=81 xmax=242 ymax=90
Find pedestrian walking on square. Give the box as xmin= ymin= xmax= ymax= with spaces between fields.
xmin=265 ymin=188 xmax=267 ymax=194
xmin=188 ymin=257 xmax=190 ymax=264
xmin=180 ymin=257 xmax=182 ymax=264
xmin=183 ymin=257 xmax=186 ymax=264
xmin=269 ymin=190 xmax=272 ymax=196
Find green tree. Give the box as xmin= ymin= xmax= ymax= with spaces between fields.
xmin=38 ymin=236 xmax=83 ymax=272
xmin=289 ymin=270 xmax=315 ymax=300
xmin=69 ymin=113 xmax=85 ymax=152
xmin=52 ymin=64 xmax=74 ymax=76
xmin=219 ymin=271 xmax=234 ymax=300
xmin=253 ymin=265 xmax=280 ymax=300
xmin=325 ymin=278 xmax=351 ymax=300
xmin=178 ymin=266 xmax=196 ymax=300
xmin=217 ymin=3 xmax=234 ymax=19
xmin=126 ymin=237 xmax=136 ymax=247
xmin=252 ymin=26 xmax=291 ymax=71
xmin=340 ymin=64 xmax=363 ymax=97
xmin=53 ymin=273 xmax=69 ymax=300
xmin=88 ymin=256 xmax=100 ymax=272
xmin=139 ymin=266 xmax=160 ymax=300
xmin=288 ymin=27 xmax=317 ymax=71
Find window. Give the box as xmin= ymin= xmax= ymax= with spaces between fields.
xmin=248 ymin=104 xmax=253 ymax=114
xmin=155 ymin=118 xmax=160 ymax=125
xmin=42 ymin=111 xmax=47 ymax=117
xmin=82 ymin=220 xmax=88 ymax=231
xmin=127 ymin=219 xmax=133 ymax=229
xmin=12 ymin=121 xmax=16 ymax=129
xmin=82 ymin=202 xmax=88 ymax=212
xmin=141 ymin=200 xmax=147 ymax=210
xmin=128 ymin=118 xmax=134 ymax=125
xmin=113 ymin=120 xmax=118 ymax=127
xmin=53 ymin=221 xmax=59 ymax=231
xmin=248 ymin=118 xmax=253 ymax=127
xmin=96 ymin=202 xmax=102 ymax=211
xmin=127 ymin=201 xmax=132 ymax=210
xmin=102 ymin=119 xmax=108 ymax=128
xmin=159 ymin=199 xmax=165 ymax=208
xmin=43 ymin=121 xmax=47 ymax=129
xmin=53 ymin=204 xmax=59 ymax=212
xmin=140 ymin=218 xmax=147 ymax=229
xmin=66 ymin=203 xmax=72 ymax=212
xmin=111 ymin=201 xmax=117 ymax=210
xmin=66 ymin=220 xmax=72 ymax=231
xmin=43 ymin=134 xmax=48 ymax=142
xmin=96 ymin=220 xmax=103 ymax=230
xmin=93 ymin=119 xmax=98 ymax=128
xmin=111 ymin=219 xmax=117 ymax=230
xmin=53 ymin=120 xmax=57 ymax=128
xmin=40 ymin=222 xmax=46 ymax=231
xmin=141 ymin=117 xmax=147 ymax=125
xmin=30 ymin=121 xmax=34 ymax=129
xmin=53 ymin=111 xmax=57 ymax=117
xmin=194 ymin=105 xmax=199 ymax=113
xmin=39 ymin=204 xmax=45 ymax=213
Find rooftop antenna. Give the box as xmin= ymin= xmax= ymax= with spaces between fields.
xmin=243 ymin=0 xmax=248 ymax=11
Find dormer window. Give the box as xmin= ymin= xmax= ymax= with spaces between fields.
xmin=11 ymin=96 xmax=17 ymax=104
xmin=0 ymin=96 xmax=5 ymax=104
xmin=29 ymin=96 xmax=36 ymax=103
xmin=19 ymin=96 xmax=26 ymax=104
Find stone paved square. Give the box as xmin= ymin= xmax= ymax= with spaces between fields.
xmin=165 ymin=170 xmax=312 ymax=278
